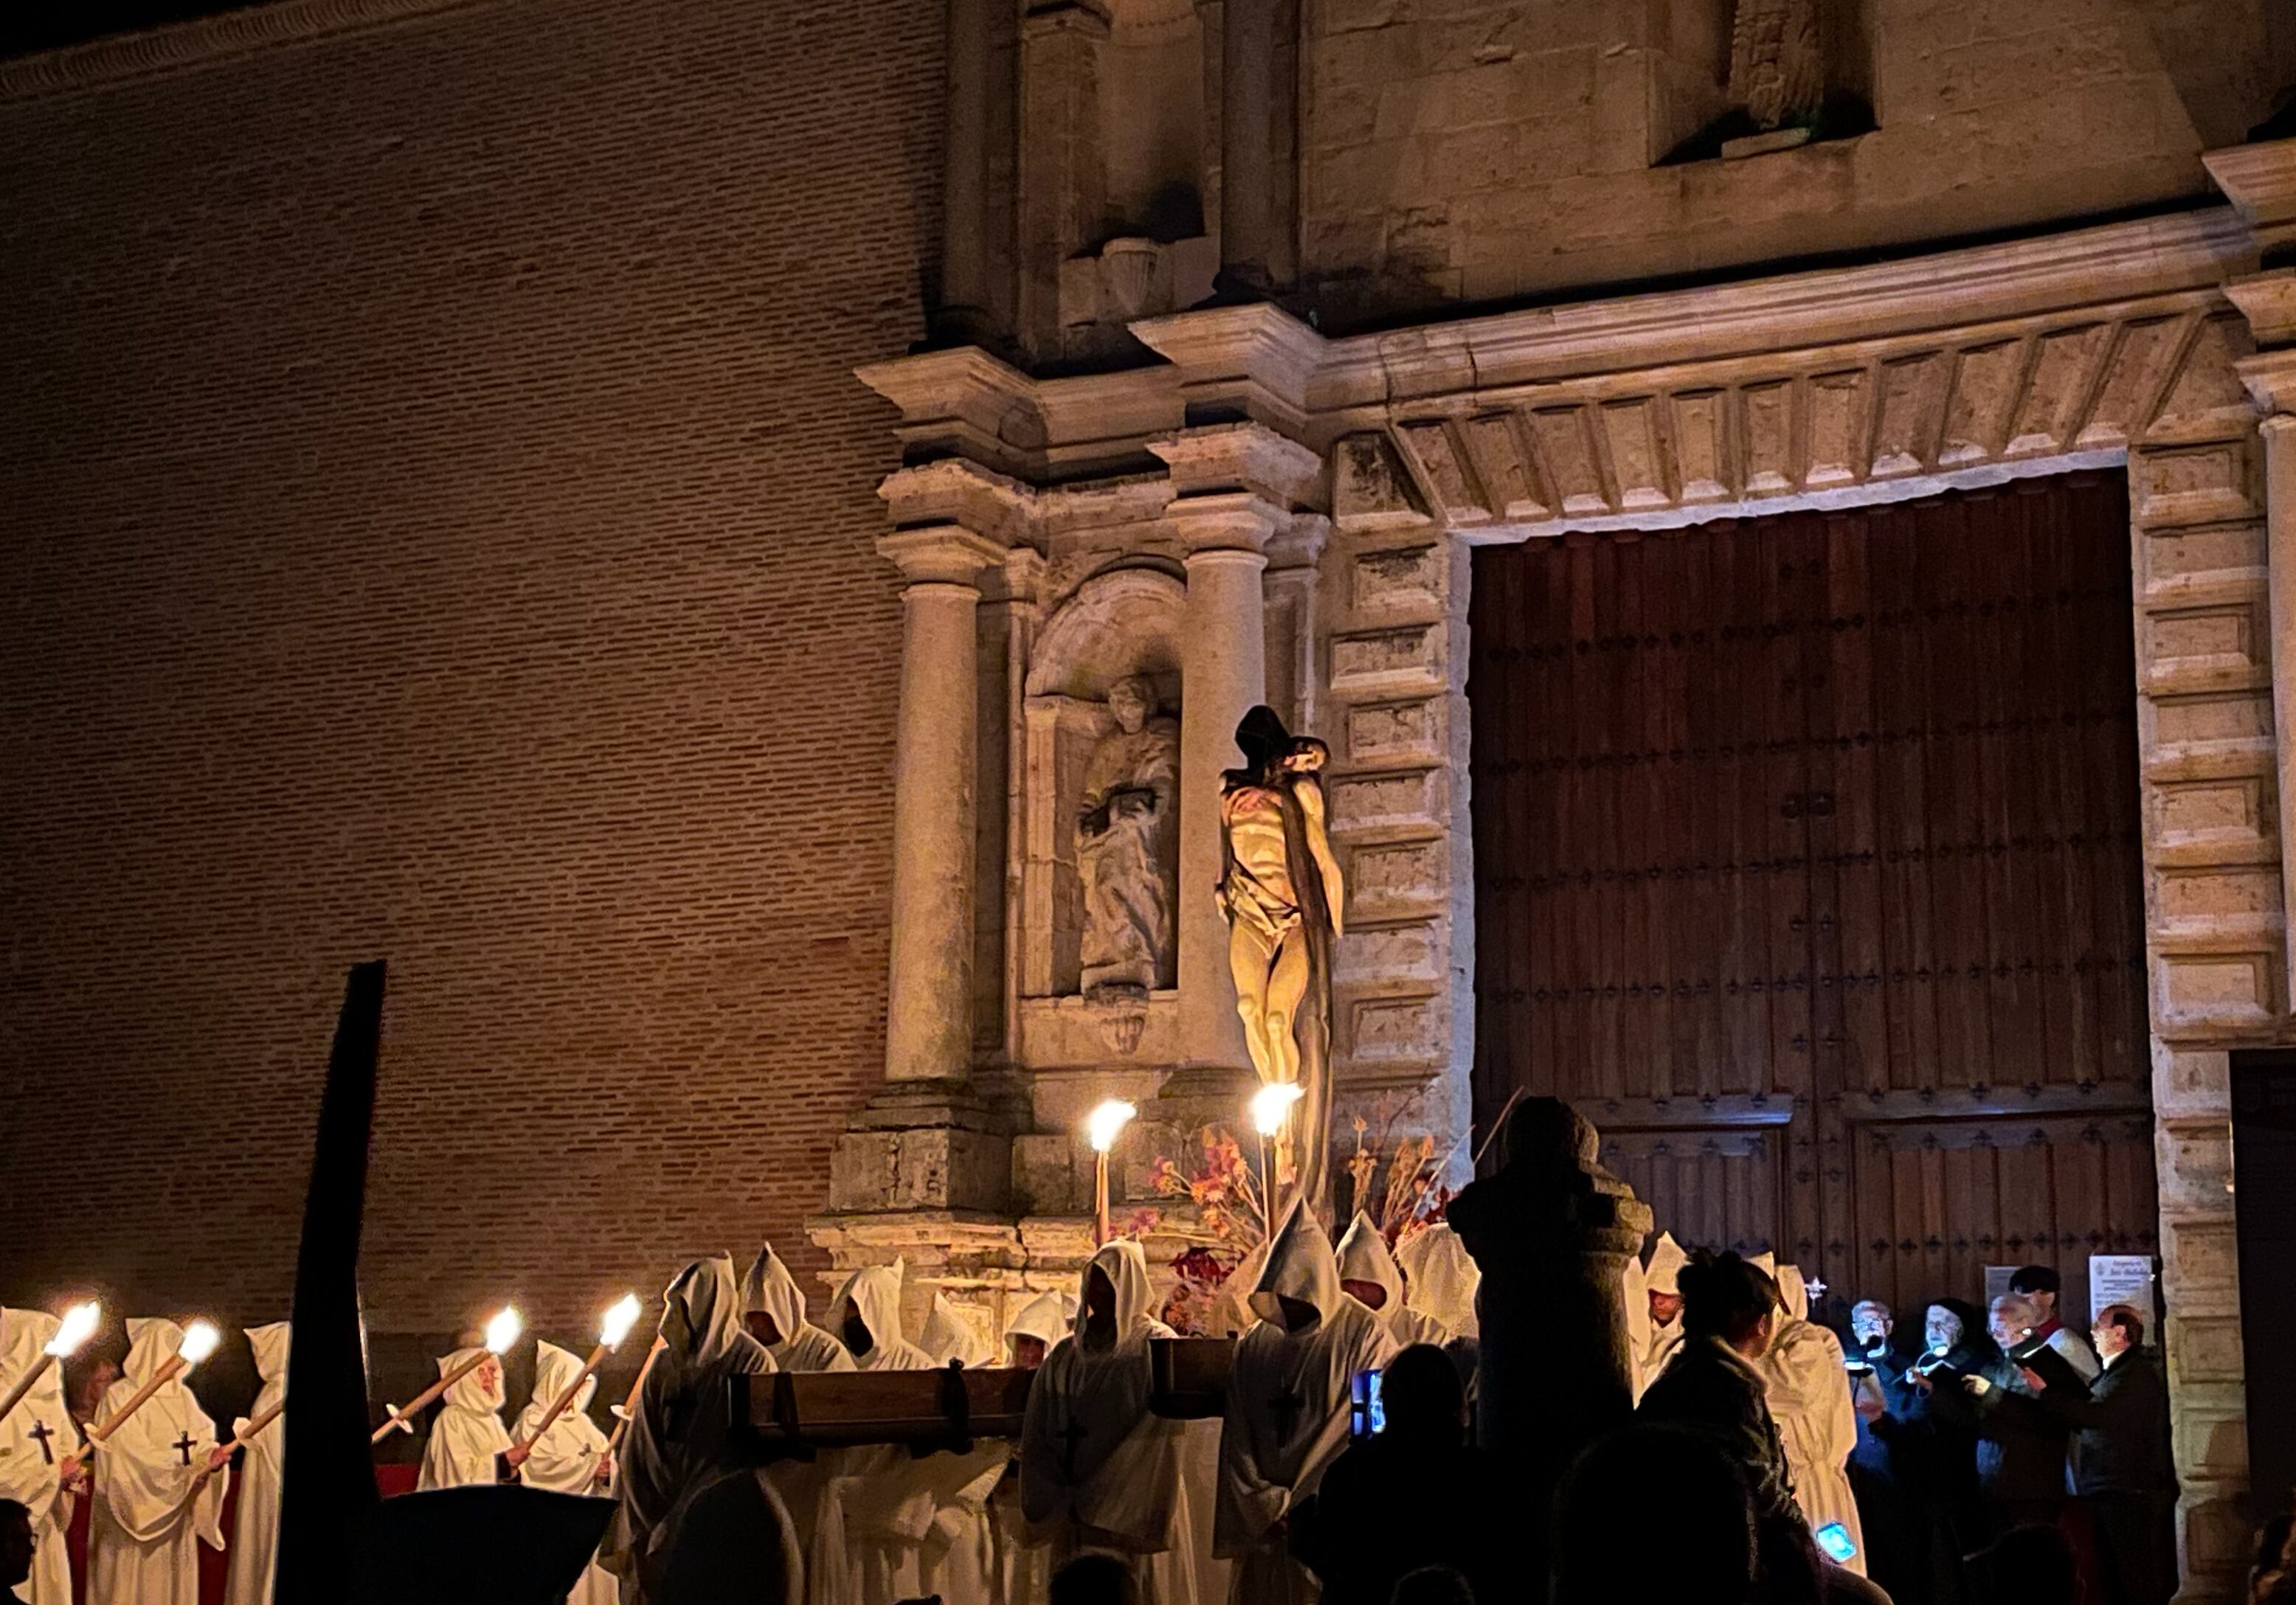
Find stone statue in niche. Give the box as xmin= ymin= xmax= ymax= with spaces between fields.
xmin=1217 ymin=704 xmax=1345 ymax=1213
xmin=1076 ymin=676 xmax=1180 ymax=996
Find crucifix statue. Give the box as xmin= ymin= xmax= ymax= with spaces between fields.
xmin=1217 ymin=705 xmax=1344 ymax=1214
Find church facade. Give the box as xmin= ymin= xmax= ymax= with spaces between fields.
xmin=4 ymin=0 xmax=2293 ymax=1592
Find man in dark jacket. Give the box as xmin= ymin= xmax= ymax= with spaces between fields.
xmin=2027 ymin=1303 xmax=2176 ymax=1605
xmin=1929 ymin=1295 xmax=2070 ymax=1538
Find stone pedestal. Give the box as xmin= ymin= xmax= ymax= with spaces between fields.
xmin=1448 ymin=1098 xmax=1652 ymax=1517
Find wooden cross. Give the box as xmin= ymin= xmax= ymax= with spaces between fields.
xmin=1268 ymin=1384 xmax=1306 ymax=1442
xmin=27 ymin=1420 xmax=53 ymax=1464
xmin=173 ymin=1432 xmax=196 ymax=1467
xmin=1057 ymin=1415 xmax=1090 ymax=1483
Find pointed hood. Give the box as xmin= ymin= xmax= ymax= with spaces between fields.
xmin=1774 ymin=1265 xmax=1808 ymax=1319
xmin=741 ymin=1241 xmax=809 ymax=1339
xmin=1004 ymin=1290 xmax=1069 ymax=1360
xmin=659 ymin=1255 xmax=744 ymax=1379
xmin=919 ymin=1292 xmax=998 ymax=1368
xmin=1335 ymin=1213 xmax=1405 ymax=1311
xmin=528 ymin=1339 xmax=595 ymax=1418
xmin=1749 ymin=1251 xmax=1777 ymax=1279
xmin=1395 ymin=1224 xmax=1479 ymax=1338
xmin=1250 ymin=1201 xmax=1344 ymax=1328
xmin=1645 ymin=1232 xmax=1689 ymax=1296
xmin=438 ymin=1347 xmax=505 ymax=1413
xmin=827 ymin=1264 xmax=910 ymax=1358
xmin=123 ymin=1317 xmax=187 ymax=1386
xmin=1076 ymin=1239 xmax=1158 ymax=1350
xmin=248 ymin=1320 xmax=291 ymax=1419
xmin=1 ymin=1308 xmax=63 ymax=1386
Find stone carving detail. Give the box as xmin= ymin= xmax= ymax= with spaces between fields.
xmin=1728 ymin=0 xmax=1824 ymax=131
xmin=1076 ymin=675 xmax=1180 ymax=996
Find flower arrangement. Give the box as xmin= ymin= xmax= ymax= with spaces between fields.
xmin=1341 ymin=1095 xmax=1454 ymax=1249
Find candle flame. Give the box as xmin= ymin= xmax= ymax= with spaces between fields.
xmin=484 ymin=1306 xmax=523 ymax=1354
xmin=178 ymin=1320 xmax=221 ymax=1367
xmin=45 ymin=1302 xmax=100 ymax=1358
xmin=600 ymin=1294 xmax=642 ymax=1349
xmin=1250 ymin=1081 xmax=1305 ymax=1137
xmin=1086 ymin=1098 xmax=1137 ymax=1154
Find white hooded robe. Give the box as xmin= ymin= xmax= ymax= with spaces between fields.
xmin=808 ymin=1264 xmax=944 ymax=1605
xmin=221 ymin=1321 xmax=288 ymax=1605
xmin=606 ymin=1255 xmax=783 ymax=1604
xmin=1217 ymin=1204 xmax=1397 ymax=1605
xmin=0 ymin=1310 xmax=77 ymax=1605
xmin=1019 ymin=1241 xmax=1223 ymax=1605
xmin=514 ymin=1339 xmax=615 ymax=1605
xmin=1335 ymin=1214 xmax=1447 ymax=1351
xmin=418 ymin=1345 xmax=511 ymax=1490
xmin=1640 ymin=1232 xmax=1690 ymax=1384
xmin=89 ymin=1319 xmax=227 ymax=1605
xmin=742 ymin=1244 xmax=855 ymax=1377
xmin=1760 ymin=1266 xmax=1865 ymax=1575
xmin=1393 ymin=1224 xmax=1479 ymax=1343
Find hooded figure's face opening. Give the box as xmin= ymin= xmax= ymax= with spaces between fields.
xmin=843 ymin=1304 xmax=873 ymax=1358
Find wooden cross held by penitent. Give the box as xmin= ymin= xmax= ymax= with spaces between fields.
xmin=604 ymin=1337 xmax=668 ymax=1455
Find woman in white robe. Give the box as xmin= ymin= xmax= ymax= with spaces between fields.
xmin=512 ymin=1339 xmax=615 ymax=1605
xmin=809 ymin=1264 xmax=941 ymax=1605
xmin=1760 ymin=1264 xmax=1865 ymax=1575
xmin=1217 ymin=1203 xmax=1397 ymax=1605
xmin=89 ymin=1319 xmax=228 ymax=1605
xmin=417 ymin=1343 xmax=510 ymax=1489
xmin=0 ymin=1310 xmax=77 ymax=1605
xmin=221 ymin=1322 xmax=288 ymax=1605
xmin=1335 ymin=1214 xmax=1448 ymax=1349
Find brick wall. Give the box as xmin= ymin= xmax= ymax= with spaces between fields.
xmin=0 ymin=0 xmax=942 ymax=1356
xmin=1299 ymin=0 xmax=2293 ymax=324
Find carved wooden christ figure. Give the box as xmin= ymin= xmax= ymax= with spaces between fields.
xmin=1076 ymin=675 xmax=1180 ymax=995
xmin=1217 ymin=704 xmax=1345 ymax=1211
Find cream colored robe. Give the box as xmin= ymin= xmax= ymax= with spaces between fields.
xmin=221 ymin=1322 xmax=288 ymax=1605
xmin=89 ymin=1320 xmax=227 ymax=1605
xmin=0 ymin=1310 xmax=77 ymax=1605
xmin=418 ymin=1345 xmax=510 ymax=1489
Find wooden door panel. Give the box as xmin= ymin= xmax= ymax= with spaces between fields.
xmin=1600 ymin=1127 xmax=1784 ymax=1261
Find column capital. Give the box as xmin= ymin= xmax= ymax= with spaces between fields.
xmin=877 ymin=524 xmax=1009 ymax=589
xmin=1149 ymin=421 xmax=1325 ymax=508
xmin=1170 ymin=494 xmax=1279 ymax=560
xmin=2236 ymin=344 xmax=2296 ymax=419
xmin=2226 ymin=270 xmax=2296 ymax=351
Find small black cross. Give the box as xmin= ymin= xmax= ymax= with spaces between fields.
xmin=27 ymin=1421 xmax=53 ymax=1465
xmin=173 ymin=1432 xmax=196 ymax=1467
xmin=1268 ymin=1384 xmax=1306 ymax=1442
xmin=1057 ymin=1415 xmax=1090 ymax=1483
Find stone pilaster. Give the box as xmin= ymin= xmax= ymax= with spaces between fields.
xmin=1214 ymin=0 xmax=1297 ymax=297
xmin=1151 ymin=424 xmax=1325 ymax=1081
xmin=1015 ymin=1 xmax=1109 ymax=360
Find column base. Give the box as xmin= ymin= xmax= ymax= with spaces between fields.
xmin=826 ymin=1078 xmax=1020 ymax=1216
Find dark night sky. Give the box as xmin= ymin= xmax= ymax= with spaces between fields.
xmin=4 ymin=2 xmax=251 ymax=58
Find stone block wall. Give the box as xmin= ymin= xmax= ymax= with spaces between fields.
xmin=1297 ymin=0 xmax=2291 ymax=324
xmin=0 ymin=0 xmax=942 ymax=1342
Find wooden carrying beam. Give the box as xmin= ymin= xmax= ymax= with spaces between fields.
xmin=737 ymin=1365 xmax=1035 ymax=1453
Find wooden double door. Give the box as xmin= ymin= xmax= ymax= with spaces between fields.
xmin=1467 ymin=474 xmax=2158 ymax=1320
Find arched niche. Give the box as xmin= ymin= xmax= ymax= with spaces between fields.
xmin=1017 ymin=565 xmax=1186 ymax=1011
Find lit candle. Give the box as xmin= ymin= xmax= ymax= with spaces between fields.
xmin=1085 ymin=1100 xmax=1138 ymax=1247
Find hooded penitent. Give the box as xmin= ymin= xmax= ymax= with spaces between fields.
xmin=1218 ymin=1203 xmax=1397 ymax=1604
xmin=418 ymin=1344 xmax=511 ymax=1491
xmin=1645 ymin=1233 xmax=1689 ymax=1298
xmin=824 ymin=1266 xmax=935 ymax=1373
xmin=917 ymin=1294 xmax=999 ymax=1370
xmin=0 ymin=1309 xmax=76 ymax=1605
xmin=606 ymin=1255 xmax=778 ymax=1591
xmin=89 ymin=1318 xmax=227 ymax=1605
xmin=1003 ymin=1291 xmax=1071 ymax=1363
xmin=742 ymin=1244 xmax=854 ymax=1376
xmin=511 ymin=1341 xmax=615 ymax=1605
xmin=222 ymin=1322 xmax=290 ymax=1605
xmin=1336 ymin=1214 xmax=1447 ymax=1349
xmin=1758 ymin=1266 xmax=1867 ymax=1575
xmin=1394 ymin=1224 xmax=1480 ymax=1342
xmin=1018 ymin=1241 xmax=1216 ymax=1604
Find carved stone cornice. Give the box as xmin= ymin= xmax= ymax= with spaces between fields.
xmin=0 ymin=0 xmax=483 ymax=102
xmin=878 ymin=459 xmax=1039 ymax=549
xmin=2237 ymin=347 xmax=2296 ymax=418
xmin=2203 ymin=137 xmax=2296 ymax=257
xmin=2226 ymin=271 xmax=2296 ymax=349
xmin=876 ymin=525 xmax=1009 ymax=589
xmin=1127 ymin=303 xmax=1329 ymax=436
xmin=1147 ymin=421 xmax=1324 ymax=508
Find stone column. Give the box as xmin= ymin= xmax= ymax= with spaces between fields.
xmin=879 ymin=524 xmax=1007 ymax=1085
xmin=1150 ymin=425 xmax=1327 ymax=1075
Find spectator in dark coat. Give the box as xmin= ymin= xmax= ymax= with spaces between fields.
xmin=1636 ymin=1252 xmax=1802 ymax=1526
xmin=1847 ymin=1299 xmax=1936 ymax=1605
xmin=1289 ymin=1344 xmax=1501 ymax=1605
xmin=2027 ymin=1303 xmax=2176 ymax=1605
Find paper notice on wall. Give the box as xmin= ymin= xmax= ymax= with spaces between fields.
xmin=1984 ymin=1266 xmax=2019 ymax=1304
xmin=2089 ymin=1255 xmax=2157 ymax=1323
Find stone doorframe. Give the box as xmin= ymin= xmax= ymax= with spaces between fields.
xmin=825 ymin=138 xmax=2296 ymax=1601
